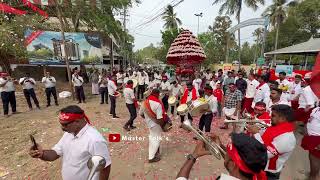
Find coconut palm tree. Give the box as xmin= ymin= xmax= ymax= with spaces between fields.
xmin=162 ymin=5 xmax=182 ymax=30
xmin=212 ymin=0 xmax=264 ymax=64
xmin=263 ymin=0 xmax=287 ymax=60
xmin=253 ymin=27 xmax=264 ymax=57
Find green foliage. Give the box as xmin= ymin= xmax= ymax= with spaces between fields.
xmin=28 ymin=48 xmax=54 ymax=58
xmin=162 ymin=5 xmax=182 ymax=30
xmin=82 ymin=55 xmax=101 ymax=64
xmin=134 ymin=44 xmax=160 ymax=63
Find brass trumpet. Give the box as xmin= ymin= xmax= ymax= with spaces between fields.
xmin=224 ymin=119 xmax=271 ymax=128
xmin=181 ymin=119 xmax=226 ymax=160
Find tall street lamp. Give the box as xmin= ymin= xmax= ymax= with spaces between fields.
xmin=194 ymin=12 xmax=203 ymax=36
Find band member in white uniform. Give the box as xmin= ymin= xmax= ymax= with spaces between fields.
xmin=252 ymin=75 xmax=270 ymax=109
xmin=160 ymin=76 xmax=170 ymax=112
xmin=301 ymin=107 xmax=320 ymax=180
xmin=192 ymin=75 xmax=202 ymax=91
xmin=266 ymin=88 xmax=290 ymax=113
xmin=139 ymin=89 xmax=166 ymax=163
xmin=108 ymin=75 xmax=119 ymax=119
xmin=116 ymin=70 xmax=125 ymax=87
xmin=72 ymin=70 xmax=85 ymax=104
xmin=19 ymin=73 xmax=40 ymax=110
xmin=242 ymin=73 xmax=259 ymax=114
xmin=288 ymin=74 xmax=302 ymax=110
xmin=0 ymin=72 xmax=17 ymax=117
xmin=42 ymin=71 xmax=58 ymax=107
xmin=123 ymin=80 xmax=138 ymax=131
xmin=98 ymin=72 xmax=109 ymax=104
xmin=180 ymin=82 xmax=199 ymax=124
xmin=247 ymin=104 xmax=296 ymax=180
xmin=198 ymin=86 xmax=218 ymax=135
xmin=295 ymin=73 xmax=319 ymax=123
xmin=169 ymin=81 xmax=183 ymax=118
xmin=137 ymin=70 xmax=146 ymax=100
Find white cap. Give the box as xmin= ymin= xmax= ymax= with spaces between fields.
xmin=304 ymin=72 xmax=312 ymax=79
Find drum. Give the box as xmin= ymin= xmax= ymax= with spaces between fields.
xmin=177 ymin=104 xmax=188 ymax=116
xmin=189 ymin=98 xmax=209 ymax=117
xmin=168 ymin=96 xmax=177 ymax=106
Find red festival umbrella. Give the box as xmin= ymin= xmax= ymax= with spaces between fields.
xmin=166 ymin=29 xmax=206 ymax=65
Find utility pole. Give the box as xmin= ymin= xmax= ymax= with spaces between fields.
xmin=120 ymin=8 xmax=129 ymax=69
xmin=55 ymin=0 xmax=74 ymax=100
xmin=194 ymin=12 xmax=203 ymax=36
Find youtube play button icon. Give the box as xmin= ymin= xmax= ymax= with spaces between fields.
xmin=109 ymin=134 xmax=121 ymax=142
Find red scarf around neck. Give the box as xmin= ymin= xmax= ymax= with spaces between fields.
xmin=180 ymin=87 xmax=197 ymax=104
xmin=145 ymin=95 xmax=168 ymax=121
xmin=256 ymin=82 xmax=266 ymax=90
xmin=262 ymin=122 xmax=295 ymax=170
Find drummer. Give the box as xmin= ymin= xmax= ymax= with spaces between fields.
xmin=180 ymin=82 xmax=199 ymax=124
xmin=197 ymin=86 xmax=218 ymax=137
xmin=169 ymin=81 xmax=183 ymax=119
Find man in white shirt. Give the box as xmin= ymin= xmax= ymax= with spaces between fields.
xmin=0 ymin=72 xmax=17 ymax=117
xmin=137 ymin=70 xmax=146 ymax=100
xmin=139 ymin=89 xmax=165 ymax=163
xmin=252 ymin=75 xmax=270 ymax=109
xmin=72 ymin=70 xmax=85 ymax=103
xmin=192 ymin=75 xmax=202 ymax=91
xmin=301 ymin=107 xmax=320 ymax=180
xmin=276 ymin=72 xmax=290 ymax=90
xmin=42 ymin=71 xmax=58 ymax=107
xmin=242 ymin=73 xmax=259 ymax=114
xmin=289 ymin=75 xmax=302 ymax=109
xmin=29 ymin=105 xmax=111 ymax=180
xmin=176 ymin=133 xmax=268 ymax=180
xmin=266 ymin=88 xmax=291 ymax=113
xmin=198 ymin=86 xmax=218 ymax=135
xmin=116 ymin=70 xmax=124 ymax=87
xmin=123 ymin=80 xmax=137 ymax=131
xmin=154 ymin=71 xmax=161 ymax=84
xmin=169 ymin=81 xmax=183 ymax=117
xmin=160 ymin=76 xmax=170 ymax=112
xmin=108 ymin=75 xmax=119 ymax=119
xmin=98 ymin=72 xmax=109 ymax=104
xmin=19 ymin=73 xmax=40 ymax=110
xmin=247 ymin=104 xmax=296 ymax=180
xmin=295 ymin=75 xmax=319 ymax=123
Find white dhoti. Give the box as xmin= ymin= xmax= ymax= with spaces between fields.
xmin=148 ymin=124 xmax=163 ymax=160
xmin=223 ymin=107 xmax=236 ymax=117
xmin=92 ymin=83 xmax=99 ymax=95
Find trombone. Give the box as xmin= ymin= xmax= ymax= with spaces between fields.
xmin=181 ymin=119 xmax=226 ymax=160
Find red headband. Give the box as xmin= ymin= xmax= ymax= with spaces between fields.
xmin=254 ymin=105 xmax=266 ymax=111
xmin=227 ymin=144 xmax=267 ymax=180
xmin=59 ymin=112 xmax=91 ymax=125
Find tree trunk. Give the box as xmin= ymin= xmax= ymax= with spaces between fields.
xmin=237 ymin=15 xmax=241 ymax=69
xmin=273 ymin=22 xmax=280 ymax=62
xmin=55 ymin=1 xmax=75 ymax=100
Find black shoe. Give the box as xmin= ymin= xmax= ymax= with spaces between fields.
xmin=112 ymin=116 xmax=120 ymax=119
xmin=148 ymin=156 xmax=161 ymax=163
xmin=100 ymin=102 xmax=104 ymax=104
xmin=46 ymin=104 xmax=51 ymax=107
xmin=130 ymin=126 xmax=137 ymax=129
xmin=123 ymin=126 xmax=131 ymax=131
xmin=55 ymin=102 xmax=59 ymax=106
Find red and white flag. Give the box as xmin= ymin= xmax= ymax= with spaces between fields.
xmin=311 ymin=52 xmax=320 ymax=99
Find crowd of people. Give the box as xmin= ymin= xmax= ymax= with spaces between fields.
xmin=1 ymin=65 xmax=319 ymax=180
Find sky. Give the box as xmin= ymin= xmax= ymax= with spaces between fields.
xmin=126 ymin=0 xmax=273 ymax=51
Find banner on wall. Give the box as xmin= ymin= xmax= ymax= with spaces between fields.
xmin=275 ymin=65 xmax=294 ymax=77
xmin=25 ymin=29 xmax=103 ymax=65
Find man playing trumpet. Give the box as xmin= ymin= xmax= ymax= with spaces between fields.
xmin=247 ymin=104 xmax=296 ymax=180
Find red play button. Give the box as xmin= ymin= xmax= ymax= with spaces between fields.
xmin=109 ymin=134 xmax=120 ymax=142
